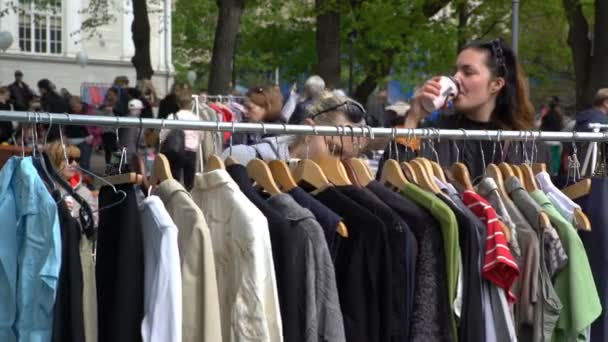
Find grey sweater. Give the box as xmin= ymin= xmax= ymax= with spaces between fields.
xmin=222 ymin=136 xmax=293 ymax=164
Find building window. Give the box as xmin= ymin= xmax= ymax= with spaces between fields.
xmin=18 ymin=0 xmax=62 ymax=54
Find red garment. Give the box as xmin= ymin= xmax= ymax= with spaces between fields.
xmin=462 ymin=190 xmax=519 ymax=302
xmin=69 ymin=172 xmax=81 ymax=189
xmin=209 ymin=103 xmax=234 ymax=143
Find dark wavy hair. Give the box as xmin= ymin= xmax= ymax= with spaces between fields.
xmin=461 ymin=39 xmax=534 ymax=130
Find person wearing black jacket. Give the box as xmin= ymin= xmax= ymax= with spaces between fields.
xmin=9 ymin=70 xmax=35 ymax=111
xmin=38 ymin=79 xmax=69 ymax=114
xmin=0 ymin=87 xmax=14 ymax=144
xmin=158 ymin=84 xmax=180 ymax=119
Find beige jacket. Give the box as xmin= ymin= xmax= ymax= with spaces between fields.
xmin=192 ymin=170 xmax=283 ymax=342
xmin=154 ymin=179 xmax=222 ymax=342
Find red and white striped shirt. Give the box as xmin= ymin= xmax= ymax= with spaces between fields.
xmin=463 ymin=190 xmax=519 ymax=302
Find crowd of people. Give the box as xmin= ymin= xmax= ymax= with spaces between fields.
xmin=2 ymin=39 xmax=608 ymax=193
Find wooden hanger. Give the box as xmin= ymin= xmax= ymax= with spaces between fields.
xmin=486 ymin=163 xmax=510 ymax=201
xmin=293 ymin=159 xmax=331 ymax=190
xmin=313 ymin=157 xmax=352 ymax=186
xmin=416 ymin=158 xmax=436 ymax=179
xmin=452 ymin=162 xmax=474 ymax=191
xmin=247 ymin=158 xmax=282 ymax=196
xmin=225 ymin=156 xmax=240 ymax=166
xmin=499 ymin=162 xmax=515 ymax=179
xmin=518 ymin=164 xmax=539 ymax=192
xmin=103 ymin=172 xmax=142 ymax=185
xmin=532 ymin=163 xmax=547 ymax=175
xmin=401 ymin=162 xmax=418 ymax=184
xmin=380 ymin=159 xmax=409 ymax=189
xmin=573 ymin=208 xmax=592 ymax=231
xmin=206 ymin=154 xmax=225 ymax=171
xmin=411 ymin=159 xmax=440 ymax=193
xmin=349 ymin=158 xmax=373 ymax=186
xmin=431 ymin=161 xmax=447 ymax=183
xmin=149 ymin=153 xmax=173 ymax=186
xmin=562 ymin=178 xmax=591 ymax=200
xmin=268 ymin=160 xmax=298 ymax=192
xmin=512 ymin=164 xmax=524 ymax=182
xmin=539 ymin=212 xmax=552 ymax=230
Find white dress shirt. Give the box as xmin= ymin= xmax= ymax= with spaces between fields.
xmin=536 ymin=171 xmax=581 ymax=223
xmin=139 ymin=196 xmax=182 ymax=342
xmin=191 ymin=169 xmax=283 ymax=342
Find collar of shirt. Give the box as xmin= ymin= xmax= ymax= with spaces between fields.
xmin=267 ymin=193 xmax=315 ymax=222
xmin=154 ymin=178 xmax=191 ymax=202
xmin=535 ymin=172 xmax=580 ymax=219
xmin=195 ymin=169 xmax=236 ymax=191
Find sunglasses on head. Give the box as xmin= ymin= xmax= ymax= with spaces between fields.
xmin=309 ymin=100 xmax=366 ymax=123
xmin=490 ymin=38 xmax=507 ymax=77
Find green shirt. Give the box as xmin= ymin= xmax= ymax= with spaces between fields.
xmin=530 ymin=190 xmax=601 ymax=342
xmin=402 ymin=183 xmax=459 ymax=339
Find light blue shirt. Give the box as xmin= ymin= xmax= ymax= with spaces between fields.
xmin=0 ymin=157 xmax=62 ymax=342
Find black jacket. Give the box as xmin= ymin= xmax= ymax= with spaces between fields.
xmin=9 ymin=81 xmax=34 ymax=111
xmin=314 ymin=186 xmax=392 ymax=342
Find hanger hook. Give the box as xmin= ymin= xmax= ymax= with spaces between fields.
xmin=44 ymin=112 xmax=53 ymax=146
xmin=229 ymin=120 xmax=236 ymax=156
xmin=339 ymin=125 xmax=346 ymax=159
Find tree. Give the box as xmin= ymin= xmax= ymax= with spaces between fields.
xmin=562 ymin=0 xmax=608 ymax=110
xmin=208 ymin=0 xmax=246 ymax=94
xmin=131 ymin=0 xmax=154 ymax=80
xmin=316 ymin=0 xmax=341 ymax=88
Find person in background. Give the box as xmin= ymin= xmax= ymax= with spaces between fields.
xmin=385 ymin=101 xmax=411 ymax=128
xmin=232 ymin=86 xmax=284 ymax=146
xmin=0 ymin=87 xmax=14 ymax=144
xmin=100 ymin=87 xmax=120 ymax=164
xmin=68 ymin=96 xmax=95 ymax=170
xmin=389 ymin=38 xmax=536 ymax=178
xmin=38 ymin=79 xmax=69 ymax=114
xmin=45 ymin=141 xmax=98 ymax=225
xmin=224 ymin=95 xmax=366 ymax=164
xmin=60 ymin=88 xmax=72 ymax=104
xmin=289 ymin=75 xmax=327 ymax=124
xmin=540 ymin=98 xmax=565 ymax=131
xmin=119 ymin=98 xmax=145 ymax=164
xmin=158 ymin=83 xmax=182 ymax=119
xmin=574 ymin=88 xmax=608 ymax=131
xmin=140 ymin=79 xmax=159 ymax=112
xmin=127 ymin=87 xmax=154 ymax=118
xmin=159 ymin=88 xmax=203 ymax=190
xmin=8 ymin=70 xmax=35 ymax=111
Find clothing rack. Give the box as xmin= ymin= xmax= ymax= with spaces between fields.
xmin=583 ymin=123 xmax=608 ymax=176
xmin=2 ymin=110 xmax=608 ymax=142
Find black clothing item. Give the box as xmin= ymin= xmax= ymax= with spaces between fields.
xmin=102 ymin=132 xmax=118 ymax=164
xmin=0 ymin=102 xmax=13 ymax=143
xmin=336 ymin=185 xmax=406 ymax=342
xmin=8 ymin=81 xmax=34 ymax=111
xmin=378 ymin=113 xmax=546 ymax=180
xmin=288 ymin=186 xmax=341 ymax=252
xmin=366 ymin=181 xmax=422 ymax=340
xmin=575 ymin=178 xmax=608 ymax=341
xmin=165 ymin=150 xmax=196 ymax=190
xmin=540 ymin=109 xmax=564 ymax=132
xmin=96 ymin=184 xmax=144 ymax=342
xmin=437 ymin=193 xmax=486 ymax=342
xmin=370 ymin=182 xmax=452 ymax=341
xmin=51 ymin=191 xmax=85 ymax=342
xmin=226 ymin=164 xmax=307 ymax=342
xmin=41 ymin=91 xmax=70 ymax=113
xmin=314 ymin=187 xmax=392 ymax=342
xmin=158 ymin=93 xmax=179 ymax=119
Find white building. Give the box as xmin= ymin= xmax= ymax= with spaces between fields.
xmin=0 ymin=0 xmax=174 ymax=98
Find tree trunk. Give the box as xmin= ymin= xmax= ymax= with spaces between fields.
xmin=589 ymin=0 xmax=608 ymax=97
xmin=131 ymin=0 xmax=154 ymax=80
xmin=562 ymin=0 xmax=592 ymax=109
xmin=456 ymin=0 xmax=469 ymax=51
xmin=316 ymin=0 xmax=341 ymax=89
xmin=208 ymin=0 xmax=246 ymax=95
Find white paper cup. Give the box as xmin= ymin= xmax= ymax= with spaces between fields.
xmin=421 ymin=76 xmax=460 ymax=113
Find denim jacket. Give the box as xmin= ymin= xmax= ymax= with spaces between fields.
xmin=0 ymin=157 xmax=62 ymax=342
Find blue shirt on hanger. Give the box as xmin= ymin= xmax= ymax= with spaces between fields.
xmin=0 ymin=157 xmax=62 ymax=342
